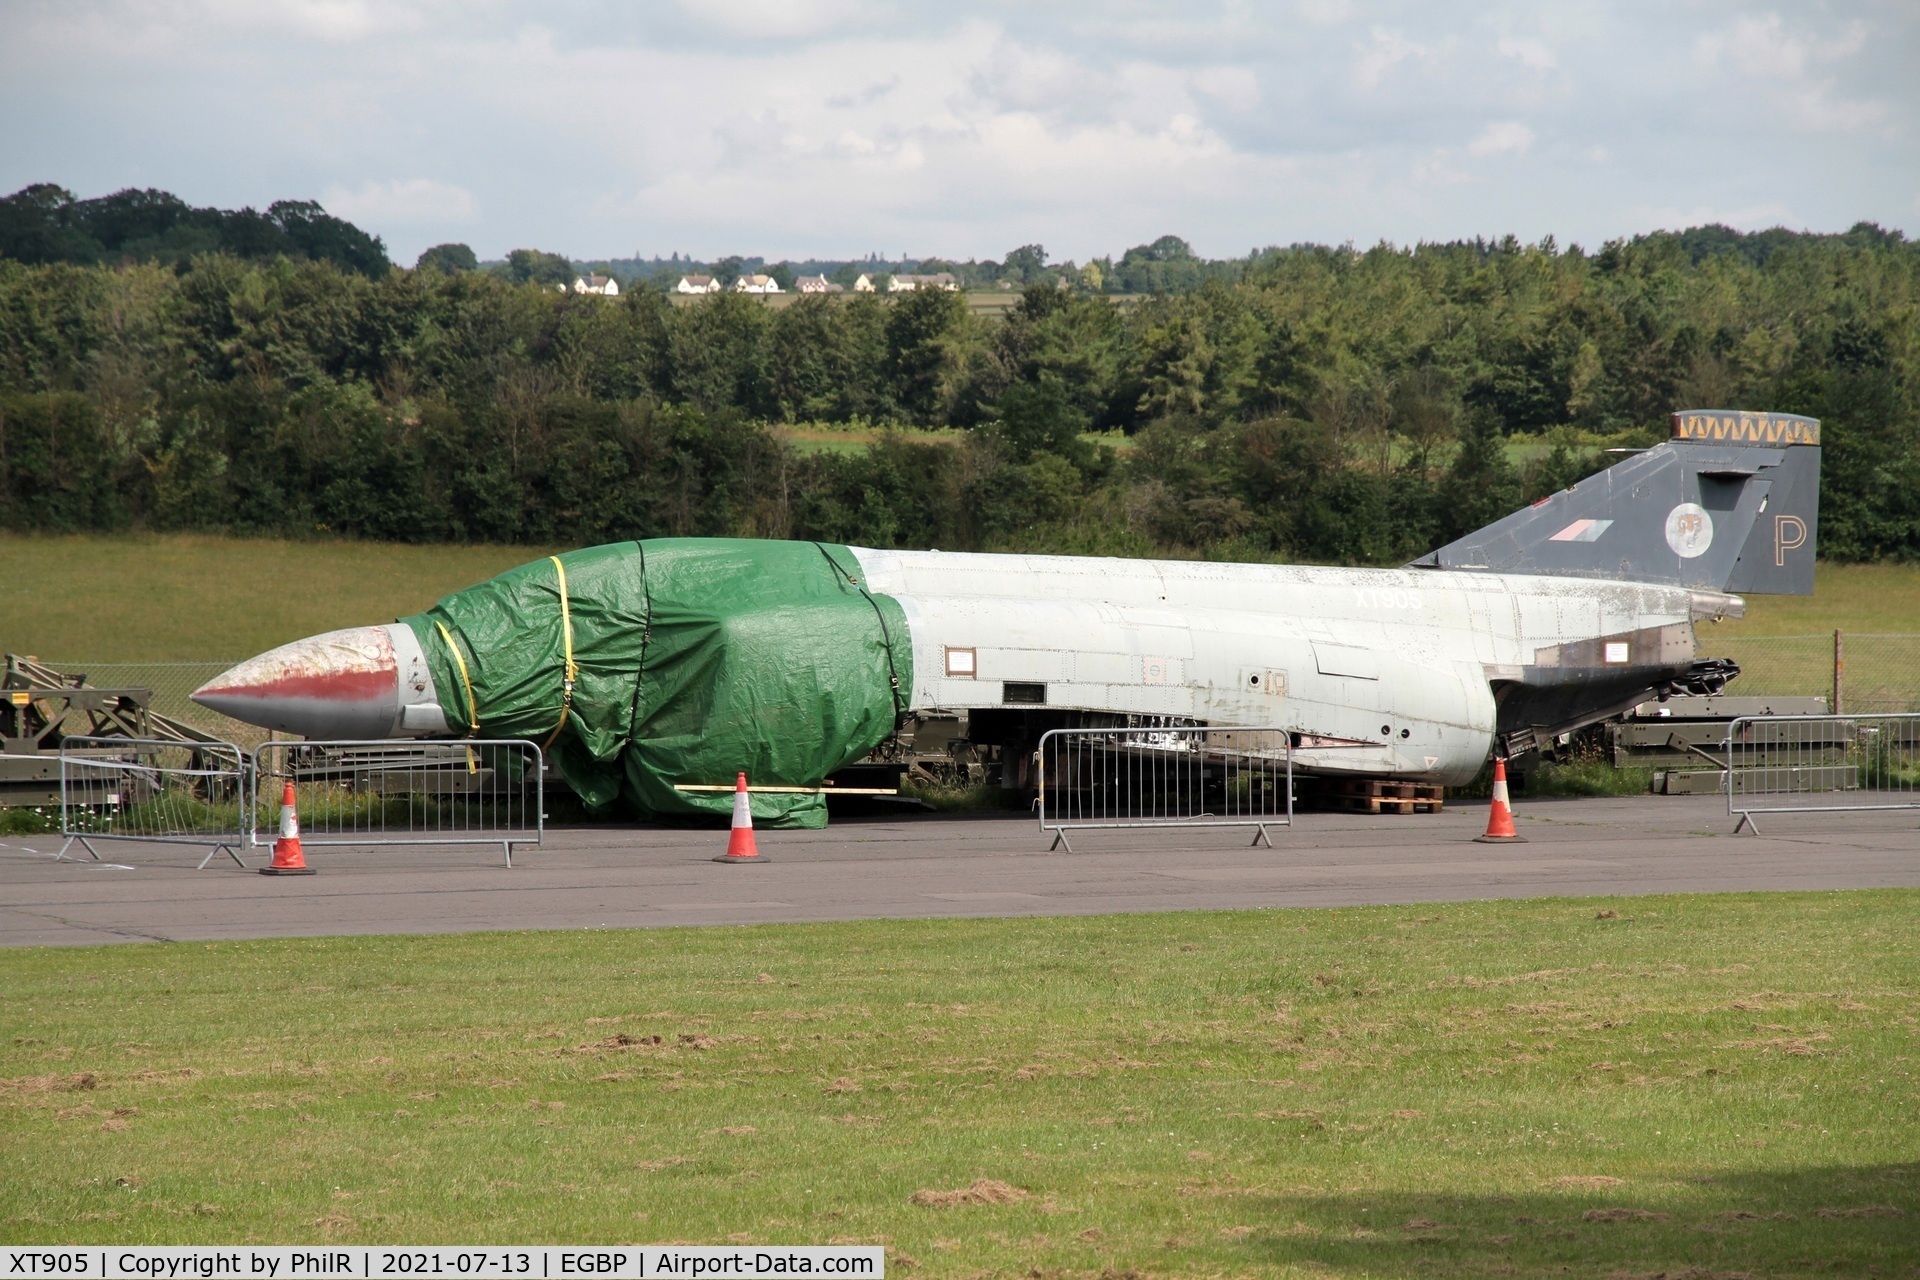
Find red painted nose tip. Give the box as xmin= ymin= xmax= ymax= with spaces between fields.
xmin=193 ymin=626 xmax=401 ymax=738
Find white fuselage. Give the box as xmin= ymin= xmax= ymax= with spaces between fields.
xmin=850 ymin=548 xmax=1711 ymax=786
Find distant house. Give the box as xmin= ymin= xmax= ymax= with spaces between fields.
xmin=852 ymin=273 xmax=877 ymax=293
xmin=676 ymin=275 xmax=721 ymax=294
xmin=732 ymin=274 xmax=783 ymax=294
xmin=888 ymin=272 xmax=960 ymax=292
xmin=795 ymin=274 xmax=844 ymax=294
xmin=572 ymin=273 xmax=619 ymax=296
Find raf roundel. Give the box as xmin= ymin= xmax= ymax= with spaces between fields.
xmin=1664 ymin=502 xmax=1713 ymax=559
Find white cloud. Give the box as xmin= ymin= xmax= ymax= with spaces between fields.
xmin=969 ymin=38 xmax=1114 ymax=120
xmin=322 ymin=178 xmax=476 ymax=224
xmin=2 ymin=1 xmax=1913 ymax=261
xmin=413 ymin=19 xmax=1272 ymax=257
xmin=1412 ymin=152 xmax=1472 ymax=186
xmin=1352 ymin=27 xmax=1429 ymax=91
xmin=1693 ymin=14 xmax=1884 ymax=132
xmin=0 ymin=0 xmax=456 ymax=67
xmin=1192 ymin=66 xmax=1260 ymax=113
xmin=1496 ymin=36 xmax=1555 ymax=70
xmin=169 ymin=0 xmax=441 ymax=44
xmin=1468 ymin=121 xmax=1533 ymax=157
xmin=826 ymin=76 xmax=899 ymax=109
xmin=233 ymin=0 xmax=402 ymax=42
xmin=1294 ymin=0 xmax=1352 ymax=28
xmin=672 ymin=0 xmax=871 ymax=40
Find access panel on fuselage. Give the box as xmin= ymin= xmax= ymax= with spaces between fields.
xmin=894 ymin=594 xmax=1201 ymax=718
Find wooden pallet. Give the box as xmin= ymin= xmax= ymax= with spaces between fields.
xmin=1317 ymin=779 xmax=1445 ymax=814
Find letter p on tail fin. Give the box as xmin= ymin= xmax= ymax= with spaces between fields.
xmin=1409 ymin=409 xmax=1820 ymax=595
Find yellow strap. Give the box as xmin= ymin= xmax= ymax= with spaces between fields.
xmin=544 ymin=556 xmax=577 ymax=749
xmin=434 ymin=620 xmax=480 ymax=736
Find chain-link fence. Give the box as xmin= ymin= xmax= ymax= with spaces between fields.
xmin=41 ymin=661 xmax=270 ymax=748
xmin=1705 ymin=634 xmax=1920 ymax=714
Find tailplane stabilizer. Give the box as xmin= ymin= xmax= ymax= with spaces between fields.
xmin=1411 ymin=410 xmax=1820 ymax=594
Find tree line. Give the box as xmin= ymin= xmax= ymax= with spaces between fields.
xmin=0 ymin=184 xmax=390 ymax=277
xmin=1 ymin=220 xmax=1915 ymax=564
xmin=0 ymin=182 xmax=1219 ymax=294
xmin=559 ymin=234 xmax=1237 ymax=295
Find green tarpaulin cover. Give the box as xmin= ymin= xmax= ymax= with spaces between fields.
xmin=399 ymin=539 xmax=911 ymax=828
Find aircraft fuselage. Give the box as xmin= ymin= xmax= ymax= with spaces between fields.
xmin=851 ymin=548 xmax=1729 ymax=786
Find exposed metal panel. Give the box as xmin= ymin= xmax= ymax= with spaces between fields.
xmin=1465 ymin=591 xmax=1518 ymax=666
xmin=1075 ymin=652 xmax=1185 ymax=685
xmin=1313 ymin=643 xmax=1380 ymax=680
xmin=1516 ymin=595 xmax=1564 ymax=648
xmin=931 ymin=677 xmax=995 ymax=707
xmin=978 ymin=648 xmax=1072 ymax=682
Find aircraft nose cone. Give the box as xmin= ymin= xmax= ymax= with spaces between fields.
xmin=192 ymin=625 xmax=402 ymax=738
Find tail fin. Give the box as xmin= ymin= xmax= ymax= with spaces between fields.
xmin=1410 ymin=410 xmax=1820 ymax=595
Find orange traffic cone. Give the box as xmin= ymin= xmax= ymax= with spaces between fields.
xmin=712 ymin=772 xmax=765 ymax=863
xmin=1473 ymin=757 xmax=1527 ymax=843
xmin=260 ymin=779 xmax=316 ymax=874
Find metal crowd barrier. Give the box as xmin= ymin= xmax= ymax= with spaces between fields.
xmin=250 ymin=739 xmax=545 ymax=867
xmin=1726 ymin=712 xmax=1920 ymax=834
xmin=58 ymin=735 xmax=249 ymax=868
xmin=1036 ymin=725 xmax=1293 ymax=851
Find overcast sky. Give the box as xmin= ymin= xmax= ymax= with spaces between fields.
xmin=4 ymin=1 xmax=1915 ymax=265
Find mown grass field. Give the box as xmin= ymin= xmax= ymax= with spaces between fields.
xmin=1694 ymin=563 xmax=1920 ymax=709
xmin=1712 ymin=562 xmax=1920 ymax=638
xmin=770 ymin=424 xmax=1133 ymax=457
xmin=1 ymin=534 xmax=551 ymax=662
xmin=671 ymin=421 xmax=1624 ymax=463
xmin=5 ymin=533 xmax=1915 ymax=665
xmin=773 ymin=424 xmax=971 ymax=457
xmin=1 ymin=892 xmax=1914 ymax=1273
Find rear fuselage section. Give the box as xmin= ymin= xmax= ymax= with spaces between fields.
xmin=852 ymin=548 xmax=1712 ymax=785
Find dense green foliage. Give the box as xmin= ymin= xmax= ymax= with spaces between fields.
xmin=415 ymin=242 xmax=479 ymax=275
xmin=2 ymin=223 xmax=1915 ymax=562
xmin=0 ymin=184 xmax=389 ymax=277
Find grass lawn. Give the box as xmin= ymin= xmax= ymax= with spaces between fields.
xmin=2 ymin=891 xmax=1914 ymax=1275
xmin=1700 ymin=564 xmax=1920 ymax=709
xmin=770 ymin=425 xmax=1134 ymax=458
xmin=1717 ymin=562 xmax=1920 ymax=636
xmin=772 ymin=425 xmax=969 ymax=457
xmin=0 ymin=534 xmax=552 ymax=662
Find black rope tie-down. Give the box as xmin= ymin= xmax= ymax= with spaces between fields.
xmin=812 ymin=542 xmax=908 ymax=730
